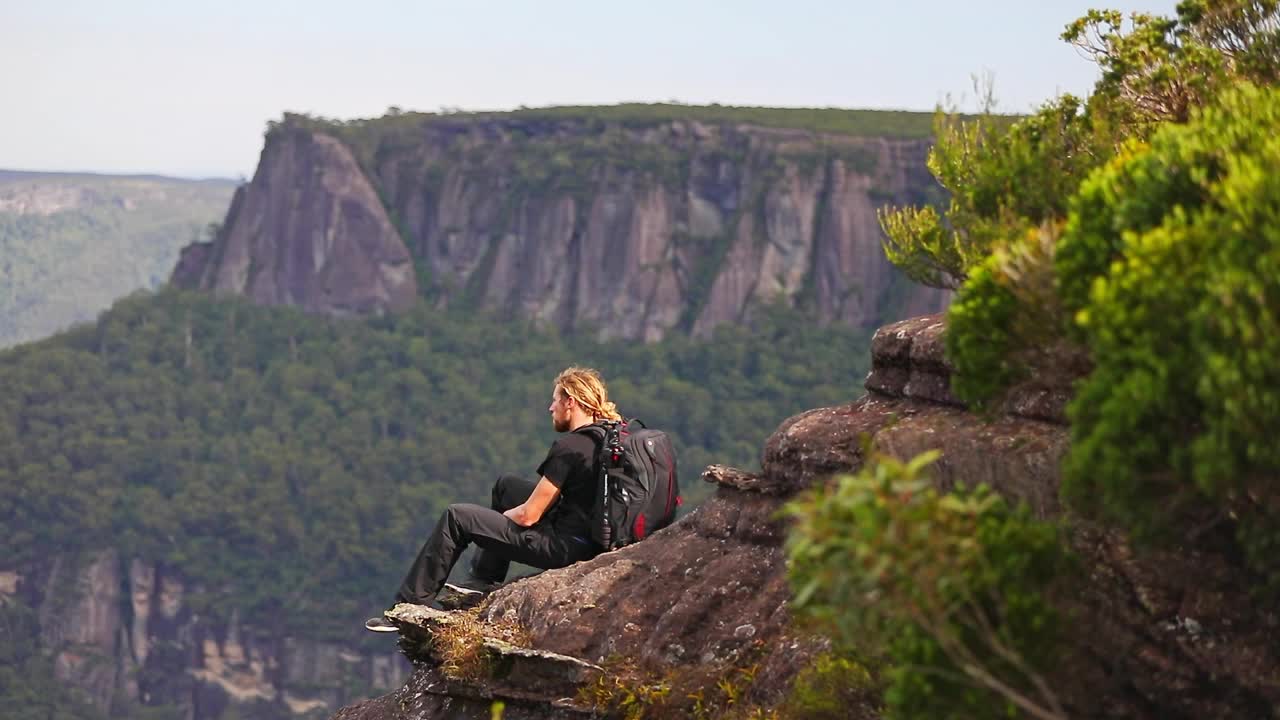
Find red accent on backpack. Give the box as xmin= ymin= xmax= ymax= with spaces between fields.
xmin=634 ymin=514 xmax=646 ymax=540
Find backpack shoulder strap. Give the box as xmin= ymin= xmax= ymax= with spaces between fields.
xmin=573 ymin=420 xmax=622 ymax=456
xmin=575 ymin=420 xmax=628 ymax=466
xmin=572 ymin=422 xmax=608 ymax=442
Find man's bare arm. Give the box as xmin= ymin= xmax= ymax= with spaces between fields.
xmin=503 ymin=477 xmax=561 ymax=527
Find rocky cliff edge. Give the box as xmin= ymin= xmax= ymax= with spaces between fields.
xmin=330 ymin=314 xmax=1280 ymax=719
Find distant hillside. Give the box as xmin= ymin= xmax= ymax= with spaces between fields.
xmin=0 ymin=170 xmax=236 ymax=348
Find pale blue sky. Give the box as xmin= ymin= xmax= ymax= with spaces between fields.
xmin=3 ymin=1 xmax=1180 ymax=178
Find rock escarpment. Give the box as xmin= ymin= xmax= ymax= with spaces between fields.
xmin=332 ymin=313 xmax=1280 ymax=719
xmin=4 ymin=552 xmax=408 ymax=719
xmin=172 ymin=131 xmax=418 ymax=316
xmin=172 ymin=113 xmax=948 ymax=339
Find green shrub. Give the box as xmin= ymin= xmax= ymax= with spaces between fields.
xmin=786 ymin=452 xmax=1072 ymax=720
xmin=1061 ymin=3 xmax=1280 ymax=130
xmin=880 ymin=95 xmax=1106 ymax=290
xmin=936 ymin=1 xmax=1280 ymax=409
xmin=1058 ymin=84 xmax=1280 ymax=588
xmin=944 ymin=255 xmax=1025 ymax=409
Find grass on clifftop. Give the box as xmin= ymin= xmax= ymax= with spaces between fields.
xmin=276 ymin=102 xmax=954 ymax=140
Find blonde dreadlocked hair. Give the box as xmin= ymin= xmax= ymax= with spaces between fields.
xmin=554 ymin=367 xmax=622 ymax=421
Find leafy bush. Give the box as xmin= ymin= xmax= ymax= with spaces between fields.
xmin=1062 ymin=2 xmax=1280 ymax=130
xmin=934 ymin=3 xmax=1280 ymax=600
xmin=786 ymin=452 xmax=1072 ymax=720
xmin=946 ymin=222 xmax=1082 ymax=409
xmin=1058 ymin=84 xmax=1280 ymax=587
xmin=880 ymin=94 xmax=1106 ymax=290
xmin=944 ymin=254 xmax=1026 ymax=408
xmin=899 ymin=1 xmax=1280 ymax=408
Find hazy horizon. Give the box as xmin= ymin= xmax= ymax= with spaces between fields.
xmin=4 ymin=1 xmax=1180 ymax=179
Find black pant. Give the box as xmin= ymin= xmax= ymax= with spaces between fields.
xmin=395 ymin=475 xmax=599 ymax=605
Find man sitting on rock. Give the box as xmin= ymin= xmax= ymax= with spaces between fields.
xmin=365 ymin=366 xmax=616 ymax=632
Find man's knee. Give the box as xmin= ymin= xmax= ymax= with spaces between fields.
xmin=492 ymin=474 xmax=528 ymax=509
xmin=491 ymin=475 xmax=510 ymax=506
xmin=445 ymin=503 xmax=516 ymax=543
xmin=444 ymin=502 xmax=486 ymax=532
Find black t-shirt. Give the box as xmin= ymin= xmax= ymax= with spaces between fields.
xmin=536 ymin=432 xmax=598 ymax=536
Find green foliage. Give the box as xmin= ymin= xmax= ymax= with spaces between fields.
xmin=1062 ymin=1 xmax=1280 ymax=130
xmin=0 ymin=290 xmax=873 ymax=641
xmin=687 ymin=664 xmax=764 ymax=720
xmin=930 ymin=0 xmax=1280 ymax=660
xmin=944 ymin=259 xmax=1024 ymax=407
xmin=778 ymin=652 xmax=881 ymax=720
xmin=1057 ymin=84 xmax=1280 ymax=589
xmin=0 ymin=173 xmax=234 ymax=348
xmin=946 ymin=222 xmax=1077 ymax=409
xmin=676 ymin=228 xmax=740 ymax=332
xmin=939 ymin=1 xmax=1280 ymax=407
xmin=786 ymin=452 xmax=1071 ymax=720
xmin=880 ymin=95 xmax=1106 ymax=290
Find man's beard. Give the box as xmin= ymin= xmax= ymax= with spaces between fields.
xmin=553 ymin=415 xmax=571 ymax=432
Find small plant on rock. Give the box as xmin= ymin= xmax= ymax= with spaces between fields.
xmin=578 ymin=658 xmax=674 ymax=720
xmin=777 ymin=650 xmax=882 ymax=720
xmin=431 ymin=609 xmax=531 ymax=682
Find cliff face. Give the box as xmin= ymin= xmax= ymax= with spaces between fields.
xmin=172 ymin=116 xmax=948 ymax=339
xmin=172 ymin=131 xmax=418 ymax=316
xmin=5 ymin=552 xmax=408 ymax=720
xmin=332 ymin=314 xmax=1279 ymax=719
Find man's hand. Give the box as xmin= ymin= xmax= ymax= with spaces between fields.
xmin=504 ymin=477 xmax=561 ymax=527
xmin=503 ymin=505 xmax=534 ymax=527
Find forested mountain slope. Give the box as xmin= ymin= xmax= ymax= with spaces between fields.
xmin=0 ymin=171 xmax=235 ymax=348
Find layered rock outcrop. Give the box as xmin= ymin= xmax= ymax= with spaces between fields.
xmin=10 ymin=552 xmax=409 ymax=719
xmin=172 ymin=114 xmax=948 ymax=339
xmin=333 ymin=314 xmax=1279 ymax=719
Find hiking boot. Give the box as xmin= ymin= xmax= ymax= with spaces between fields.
xmin=437 ymin=579 xmax=503 ymax=610
xmin=364 ymin=615 xmax=398 ymax=633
